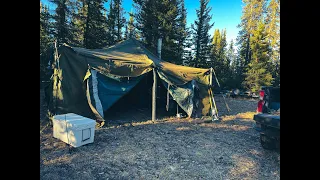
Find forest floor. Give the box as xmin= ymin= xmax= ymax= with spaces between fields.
xmin=40 ymin=90 xmax=280 ymax=180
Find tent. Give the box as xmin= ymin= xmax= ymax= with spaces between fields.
xmin=45 ymin=38 xmax=219 ymax=126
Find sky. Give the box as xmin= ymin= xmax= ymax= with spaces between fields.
xmin=42 ymin=0 xmax=243 ymax=45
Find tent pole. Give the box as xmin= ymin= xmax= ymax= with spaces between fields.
xmin=152 ymin=68 xmax=157 ymax=121
xmin=152 ymin=38 xmax=162 ymax=121
xmin=211 ymin=67 xmax=231 ymax=112
xmin=157 ymin=38 xmax=162 ymax=60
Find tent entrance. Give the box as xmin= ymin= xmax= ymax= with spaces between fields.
xmin=101 ymin=71 xmax=186 ymax=126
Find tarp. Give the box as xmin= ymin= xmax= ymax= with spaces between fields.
xmin=46 ymin=38 xmax=216 ymax=125
xmin=94 ymin=70 xmax=144 ymax=112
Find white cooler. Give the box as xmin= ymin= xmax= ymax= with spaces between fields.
xmin=52 ymin=113 xmax=96 ymax=147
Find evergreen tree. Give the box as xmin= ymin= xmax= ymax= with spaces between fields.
xmin=191 ymin=0 xmax=214 ymax=68
xmin=210 ymin=29 xmax=221 ymax=76
xmin=40 ymin=2 xmax=52 ymax=55
xmin=40 ymin=2 xmax=53 ymax=80
xmin=243 ymin=21 xmax=273 ymax=92
xmin=233 ymin=40 xmax=248 ymax=89
xmin=133 ymin=0 xmax=157 ymax=47
xmin=175 ymin=0 xmax=188 ymax=65
xmin=235 ymin=0 xmax=268 ymax=90
xmin=84 ymin=0 xmax=108 ymax=49
xmin=211 ymin=29 xmax=219 ymax=60
xmin=133 ymin=0 xmax=188 ymax=65
xmin=210 ymin=29 xmax=229 ymax=88
xmin=156 ymin=0 xmax=180 ymax=63
xmin=237 ymin=0 xmax=266 ymax=65
xmin=50 ymin=0 xmax=73 ymax=45
xmin=183 ymin=27 xmax=194 ymax=65
xmin=113 ymin=0 xmax=126 ymax=42
xmin=221 ymin=29 xmax=229 ymax=72
xmin=227 ymin=40 xmax=241 ymax=89
xmin=70 ymin=0 xmax=88 ymax=47
xmin=266 ymin=0 xmax=280 ymax=86
xmin=266 ymin=0 xmax=280 ymax=58
xmin=124 ymin=24 xmax=129 ymax=40
xmin=127 ymin=10 xmax=137 ymax=39
xmin=228 ymin=40 xmax=236 ymax=75
xmin=106 ymin=0 xmax=117 ymax=45
xmin=184 ymin=50 xmax=193 ymax=66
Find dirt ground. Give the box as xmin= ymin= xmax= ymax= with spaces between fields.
xmin=40 ymin=90 xmax=280 ymax=180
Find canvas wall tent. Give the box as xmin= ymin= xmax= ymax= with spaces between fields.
xmin=45 ymin=38 xmax=219 ymax=126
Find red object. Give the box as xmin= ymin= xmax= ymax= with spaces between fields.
xmin=259 ymin=90 xmax=265 ymax=100
xmin=257 ymin=100 xmax=263 ymax=113
xmin=257 ymin=90 xmax=265 ymax=113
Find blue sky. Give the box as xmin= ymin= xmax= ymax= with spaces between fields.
xmin=185 ymin=0 xmax=243 ymax=44
xmin=42 ymin=0 xmax=243 ymax=45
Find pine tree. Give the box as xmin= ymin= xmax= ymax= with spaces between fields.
xmin=221 ymin=29 xmax=229 ymax=72
xmin=211 ymin=29 xmax=221 ymax=73
xmin=124 ymin=24 xmax=129 ymax=40
xmin=233 ymin=39 xmax=248 ymax=89
xmin=112 ymin=0 xmax=126 ymax=42
xmin=227 ymin=40 xmax=240 ymax=89
xmin=237 ymin=0 xmax=266 ymax=65
xmin=106 ymin=0 xmax=117 ymax=45
xmin=266 ymin=0 xmax=280 ymax=86
xmin=40 ymin=2 xmax=52 ymax=55
xmin=69 ymin=0 xmax=88 ymax=47
xmin=184 ymin=50 xmax=193 ymax=66
xmin=156 ymin=0 xmax=180 ymax=63
xmin=84 ymin=0 xmax=108 ymax=49
xmin=228 ymin=40 xmax=236 ymax=75
xmin=175 ymin=0 xmax=188 ymax=65
xmin=133 ymin=0 xmax=158 ymax=47
xmin=211 ymin=29 xmax=221 ymax=63
xmin=210 ymin=29 xmax=229 ymax=88
xmin=127 ymin=10 xmax=136 ymax=39
xmin=133 ymin=0 xmax=187 ymax=65
xmin=235 ymin=0 xmax=269 ymax=90
xmin=183 ymin=27 xmax=194 ymax=66
xmin=243 ymin=21 xmax=273 ymax=92
xmin=191 ymin=0 xmax=214 ymax=68
xmin=40 ymin=1 xmax=54 ymax=81
xmin=266 ymin=0 xmax=280 ymax=57
xmin=123 ymin=10 xmax=139 ymax=40
xmin=50 ymin=0 xmax=73 ymax=45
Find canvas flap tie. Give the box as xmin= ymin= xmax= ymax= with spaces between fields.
xmin=83 ymin=68 xmax=92 ymax=82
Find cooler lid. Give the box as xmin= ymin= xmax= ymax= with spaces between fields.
xmin=53 ymin=113 xmax=96 ymax=129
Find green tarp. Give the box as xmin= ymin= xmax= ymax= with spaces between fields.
xmin=46 ymin=38 xmax=217 ymax=125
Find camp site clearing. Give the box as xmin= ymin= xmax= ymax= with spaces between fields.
xmin=40 ymin=90 xmax=280 ymax=180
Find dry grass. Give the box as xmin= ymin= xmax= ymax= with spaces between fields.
xmin=40 ymin=90 xmax=279 ymax=180
xmin=222 ymin=111 xmax=256 ymax=121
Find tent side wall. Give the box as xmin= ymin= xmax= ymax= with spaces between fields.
xmin=157 ymin=70 xmax=212 ymax=117
xmin=47 ymin=46 xmax=97 ymax=120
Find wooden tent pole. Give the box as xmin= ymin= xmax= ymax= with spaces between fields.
xmin=152 ymin=68 xmax=157 ymax=121
xmin=152 ymin=38 xmax=162 ymax=121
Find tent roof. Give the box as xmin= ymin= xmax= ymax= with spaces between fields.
xmin=62 ymin=38 xmax=211 ymax=85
